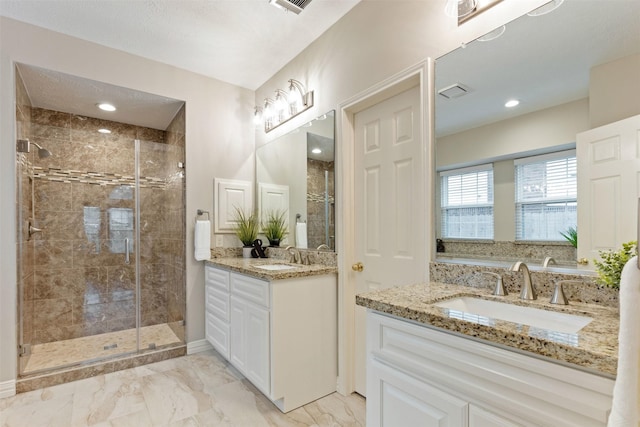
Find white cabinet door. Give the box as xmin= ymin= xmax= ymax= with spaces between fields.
xmin=368 ymin=358 xmax=468 ymax=427
xmin=469 ymin=404 xmax=521 ymax=427
xmin=229 ymin=294 xmax=271 ymax=397
xmin=229 ymin=296 xmax=247 ymax=373
xmin=244 ymin=302 xmax=270 ymax=396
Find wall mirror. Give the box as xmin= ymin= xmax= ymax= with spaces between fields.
xmin=434 ymin=0 xmax=640 ymax=269
xmin=256 ymin=110 xmax=335 ymax=251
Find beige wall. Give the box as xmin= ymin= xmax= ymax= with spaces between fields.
xmin=436 ymin=98 xmax=589 ymax=169
xmin=0 ymin=0 xmax=548 ymax=387
xmin=590 ymin=53 xmax=640 ymax=128
xmin=1 ymin=17 xmax=254 ymax=384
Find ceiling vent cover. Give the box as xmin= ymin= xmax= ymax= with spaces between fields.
xmin=270 ymin=0 xmax=313 ymax=14
xmin=438 ymin=83 xmax=472 ymax=100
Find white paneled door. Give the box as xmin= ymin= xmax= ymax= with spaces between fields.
xmin=577 ymin=114 xmax=640 ymax=266
xmin=353 ymin=86 xmax=426 ymax=395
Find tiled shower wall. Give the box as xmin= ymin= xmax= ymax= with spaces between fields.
xmin=17 ymin=100 xmax=186 ymax=347
xmin=307 ymin=158 xmax=335 ymax=250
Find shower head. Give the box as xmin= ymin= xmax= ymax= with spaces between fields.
xmin=31 ymin=142 xmax=52 ymax=159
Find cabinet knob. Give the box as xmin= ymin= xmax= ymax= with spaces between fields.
xmin=577 ymin=258 xmax=589 ymax=265
xmin=352 ymin=262 xmax=364 ymax=272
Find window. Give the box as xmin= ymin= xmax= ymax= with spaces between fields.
xmin=515 ymin=150 xmax=576 ymax=241
xmin=440 ymin=164 xmax=494 ymax=239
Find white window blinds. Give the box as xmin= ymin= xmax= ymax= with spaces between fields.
xmin=440 ymin=164 xmax=494 ymax=239
xmin=515 ymin=150 xmax=577 ymax=241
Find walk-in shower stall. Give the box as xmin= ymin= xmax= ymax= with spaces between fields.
xmin=15 ymin=64 xmax=186 ymax=390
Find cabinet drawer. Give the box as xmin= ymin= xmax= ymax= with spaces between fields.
xmin=206 ymin=284 xmax=230 ymax=321
xmin=205 ymin=312 xmax=230 ymax=359
xmin=230 ymin=273 xmax=270 ymax=308
xmin=205 ymin=265 xmax=230 ymax=290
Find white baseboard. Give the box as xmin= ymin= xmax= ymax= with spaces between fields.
xmin=0 ymin=379 xmax=16 ymax=399
xmin=187 ymin=339 xmax=213 ymax=355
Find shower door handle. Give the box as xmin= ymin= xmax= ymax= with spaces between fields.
xmin=124 ymin=238 xmax=130 ymax=264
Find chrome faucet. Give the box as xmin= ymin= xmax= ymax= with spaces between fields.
xmin=480 ymin=271 xmax=507 ymax=296
xmin=510 ymin=261 xmax=536 ymax=300
xmin=316 ymin=244 xmax=330 ymax=250
xmin=542 ymin=256 xmax=556 ymax=268
xmin=285 ymin=246 xmax=301 ymax=264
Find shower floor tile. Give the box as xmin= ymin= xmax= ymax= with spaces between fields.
xmin=23 ymin=324 xmax=182 ymax=374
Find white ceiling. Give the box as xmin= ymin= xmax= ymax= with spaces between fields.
xmin=3 ymin=0 xmax=359 ymax=129
xmin=1 ymin=0 xmax=361 ymax=91
xmin=435 ymin=0 xmax=640 ymax=137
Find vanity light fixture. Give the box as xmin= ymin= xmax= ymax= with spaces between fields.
xmin=505 ymin=99 xmax=520 ymax=108
xmin=447 ymin=0 xmax=503 ymax=25
xmin=98 ymin=128 xmax=112 ymax=134
xmin=312 ymin=148 xmax=322 ymax=154
xmin=253 ymin=106 xmax=263 ymax=126
xmin=254 ymin=78 xmax=314 ymax=133
xmin=97 ymin=103 xmax=116 ymax=112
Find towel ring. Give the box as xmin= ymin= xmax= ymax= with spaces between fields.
xmin=196 ymin=209 xmax=210 ymax=221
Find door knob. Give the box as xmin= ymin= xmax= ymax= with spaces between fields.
xmin=352 ymin=262 xmax=364 ymax=272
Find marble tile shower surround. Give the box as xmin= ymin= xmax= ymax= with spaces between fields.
xmin=2 ymin=350 xmax=366 ymax=426
xmin=438 ymin=240 xmax=577 ymax=265
xmin=429 ymin=261 xmax=619 ymax=308
xmin=307 ymin=158 xmax=335 ymax=250
xmin=18 ymin=107 xmax=186 ymax=350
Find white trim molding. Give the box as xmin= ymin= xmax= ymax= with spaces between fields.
xmin=0 ymin=379 xmax=16 ymax=398
xmin=187 ymin=339 xmax=213 ymax=355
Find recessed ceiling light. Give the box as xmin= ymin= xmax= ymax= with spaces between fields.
xmin=505 ymin=99 xmax=520 ymax=108
xmin=312 ymin=148 xmax=322 ymax=154
xmin=477 ymin=25 xmax=506 ymax=42
xmin=527 ymin=0 xmax=564 ymax=17
xmin=97 ymin=103 xmax=116 ymax=112
xmin=98 ymin=128 xmax=111 ymax=134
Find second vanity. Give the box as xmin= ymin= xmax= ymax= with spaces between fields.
xmin=356 ymin=279 xmax=619 ymax=427
xmin=204 ymin=258 xmax=338 ymax=413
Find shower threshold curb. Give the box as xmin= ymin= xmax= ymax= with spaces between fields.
xmin=16 ymin=345 xmax=186 ymax=393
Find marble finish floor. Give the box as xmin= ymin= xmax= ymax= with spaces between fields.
xmin=23 ymin=324 xmax=182 ymax=374
xmin=2 ymin=349 xmax=366 ymax=427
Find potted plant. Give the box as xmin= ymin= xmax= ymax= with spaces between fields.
xmin=593 ymin=240 xmax=638 ymax=289
xmin=232 ymin=207 xmax=259 ymax=257
xmin=262 ymin=209 xmax=288 ymax=247
xmin=560 ymin=226 xmax=578 ymax=248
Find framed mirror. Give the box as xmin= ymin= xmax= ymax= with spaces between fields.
xmin=434 ymin=0 xmax=640 ymax=268
xmin=256 ymin=111 xmax=335 ymax=251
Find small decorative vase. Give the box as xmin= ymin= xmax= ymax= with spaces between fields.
xmin=242 ymin=246 xmax=253 ymax=258
xmin=268 ymin=239 xmax=280 ymax=247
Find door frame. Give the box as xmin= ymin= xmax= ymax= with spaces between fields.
xmin=336 ymin=59 xmax=435 ymax=394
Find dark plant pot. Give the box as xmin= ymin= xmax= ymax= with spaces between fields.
xmin=268 ymin=239 xmax=280 ymax=247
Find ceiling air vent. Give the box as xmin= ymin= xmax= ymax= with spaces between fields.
xmin=438 ymin=83 xmax=472 ymax=100
xmin=269 ymin=0 xmax=313 ymax=14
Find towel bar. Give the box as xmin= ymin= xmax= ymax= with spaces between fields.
xmin=196 ymin=209 xmax=210 ymax=221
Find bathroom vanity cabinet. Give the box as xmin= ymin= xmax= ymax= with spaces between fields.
xmin=204 ymin=264 xmax=337 ymax=412
xmin=366 ymin=311 xmax=614 ymax=427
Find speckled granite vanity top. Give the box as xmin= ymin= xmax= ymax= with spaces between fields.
xmin=206 ymin=258 xmax=337 ymax=281
xmin=356 ymin=282 xmax=619 ymax=377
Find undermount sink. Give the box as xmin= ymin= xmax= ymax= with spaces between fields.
xmin=434 ymin=297 xmax=593 ymax=334
xmin=253 ymin=264 xmax=300 ymax=271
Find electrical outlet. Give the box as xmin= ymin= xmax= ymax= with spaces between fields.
xmin=215 ymin=235 xmax=224 ymax=247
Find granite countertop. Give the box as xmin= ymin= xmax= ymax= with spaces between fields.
xmin=356 ymin=282 xmax=619 ymax=377
xmin=205 ymin=257 xmax=338 ymax=281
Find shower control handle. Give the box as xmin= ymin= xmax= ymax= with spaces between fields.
xmin=124 ymin=238 xmax=130 ymax=264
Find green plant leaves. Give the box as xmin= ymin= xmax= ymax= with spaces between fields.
xmin=593 ymin=240 xmax=638 ymax=289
